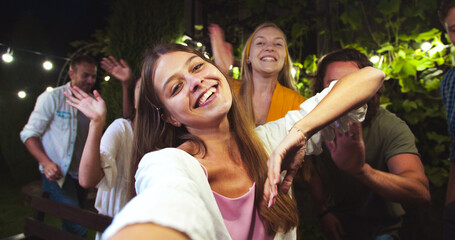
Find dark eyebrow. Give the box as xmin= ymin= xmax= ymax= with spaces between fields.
xmin=162 ymin=55 xmax=198 ymax=91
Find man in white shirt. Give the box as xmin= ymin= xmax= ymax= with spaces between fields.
xmin=20 ymin=55 xmax=97 ymax=236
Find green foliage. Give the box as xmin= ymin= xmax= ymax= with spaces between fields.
xmin=100 ymin=0 xmax=184 ymax=125
xmin=293 ymin=0 xmax=451 ymax=190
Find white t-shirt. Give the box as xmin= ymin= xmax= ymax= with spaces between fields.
xmin=95 ymin=118 xmax=134 ymax=217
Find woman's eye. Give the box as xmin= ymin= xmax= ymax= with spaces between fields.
xmin=275 ymin=42 xmax=283 ymax=46
xmin=192 ymin=63 xmax=204 ymax=72
xmin=256 ymin=42 xmax=264 ymax=45
xmin=171 ymin=83 xmax=182 ymax=96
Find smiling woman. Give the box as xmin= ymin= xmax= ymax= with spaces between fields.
xmin=209 ymin=22 xmax=307 ymax=125
xmin=153 ymin=51 xmax=232 ymax=129
xmin=101 ymin=43 xmax=385 ymax=240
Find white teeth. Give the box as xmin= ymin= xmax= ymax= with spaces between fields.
xmin=261 ymin=57 xmax=275 ymax=61
xmin=198 ymin=87 xmax=216 ymax=106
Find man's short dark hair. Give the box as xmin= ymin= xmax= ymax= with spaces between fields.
xmin=69 ymin=55 xmax=97 ymax=72
xmin=314 ymin=48 xmax=380 ymax=127
xmin=439 ymin=0 xmax=455 ymax=25
xmin=314 ymin=48 xmax=373 ymax=95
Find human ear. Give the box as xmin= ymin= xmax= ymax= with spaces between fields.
xmin=162 ymin=113 xmax=182 ymax=127
xmin=68 ymin=70 xmax=75 ymax=80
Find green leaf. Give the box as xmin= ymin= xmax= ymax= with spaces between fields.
xmin=340 ymin=6 xmax=362 ymax=30
xmin=414 ymin=28 xmax=441 ymax=42
xmin=415 ymin=59 xmax=435 ymax=71
xmin=426 ymin=167 xmax=449 ymax=188
xmin=401 ymin=62 xmax=417 ymax=77
xmin=303 ymin=55 xmax=317 ymax=73
xmin=402 ymin=99 xmax=418 ymax=112
xmin=378 ymin=0 xmax=400 ymax=16
xmin=427 ymin=131 xmax=450 ymax=144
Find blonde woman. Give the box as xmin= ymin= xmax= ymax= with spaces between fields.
xmin=210 ymin=23 xmax=306 ymax=125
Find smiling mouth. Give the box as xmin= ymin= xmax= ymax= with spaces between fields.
xmin=194 ymin=85 xmax=217 ymax=108
xmin=260 ymin=56 xmax=277 ymax=62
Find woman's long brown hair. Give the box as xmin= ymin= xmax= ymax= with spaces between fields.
xmin=130 ymin=43 xmax=298 ymax=235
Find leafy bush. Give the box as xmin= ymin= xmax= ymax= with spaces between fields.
xmin=293 ymin=0 xmax=452 ymax=189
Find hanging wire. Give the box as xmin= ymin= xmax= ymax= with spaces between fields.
xmin=0 ymin=42 xmax=70 ymax=61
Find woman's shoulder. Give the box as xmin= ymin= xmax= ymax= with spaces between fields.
xmin=140 ymin=147 xmax=200 ymax=170
xmin=110 ymin=118 xmax=131 ymax=126
xmin=105 ymin=118 xmax=133 ymax=133
xmin=142 ymin=148 xmax=190 ymax=160
xmin=277 ymin=83 xmax=306 ymax=101
xmin=136 ymin=148 xmax=207 ymax=186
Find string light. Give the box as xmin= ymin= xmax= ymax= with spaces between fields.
xmin=291 ymin=66 xmax=297 ymax=78
xmin=104 ymin=76 xmax=110 ymax=81
xmin=370 ymin=54 xmax=380 ymax=64
xmin=2 ymin=48 xmax=13 ymax=63
xmin=18 ymin=91 xmax=26 ymax=99
xmin=46 ymin=87 xmax=53 ymax=92
xmin=43 ymin=60 xmax=53 ymax=70
xmin=421 ymin=42 xmax=432 ymax=51
xmin=0 ymin=43 xmax=70 ymax=71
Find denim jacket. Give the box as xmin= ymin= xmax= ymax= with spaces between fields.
xmin=20 ymin=82 xmax=78 ymax=184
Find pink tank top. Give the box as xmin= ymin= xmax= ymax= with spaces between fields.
xmin=199 ymin=163 xmax=274 ymax=240
xmin=212 ymin=183 xmax=274 ymax=240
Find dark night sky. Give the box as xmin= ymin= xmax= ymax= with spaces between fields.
xmin=0 ymin=0 xmax=112 ymax=57
xmin=0 ymin=0 xmax=112 ymax=92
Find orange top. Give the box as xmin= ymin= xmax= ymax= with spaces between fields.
xmin=230 ymin=79 xmax=306 ymax=123
xmin=266 ymin=83 xmax=306 ymax=122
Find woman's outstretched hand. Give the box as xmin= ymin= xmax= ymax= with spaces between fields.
xmin=64 ymin=86 xmax=106 ymax=125
xmin=101 ymin=56 xmax=132 ymax=83
xmin=208 ymin=23 xmax=233 ymax=75
xmin=265 ymin=127 xmax=307 ymax=207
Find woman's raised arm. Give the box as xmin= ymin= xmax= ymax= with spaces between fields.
xmin=266 ymin=66 xmax=385 ymax=207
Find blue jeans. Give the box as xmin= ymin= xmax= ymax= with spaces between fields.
xmin=41 ymin=174 xmax=88 ymax=237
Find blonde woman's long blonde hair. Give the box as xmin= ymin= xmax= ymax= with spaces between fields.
xmin=239 ymin=22 xmax=296 ymax=122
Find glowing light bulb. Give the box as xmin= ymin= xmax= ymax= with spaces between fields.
xmin=18 ymin=91 xmax=26 ymax=99
xmin=43 ymin=60 xmax=53 ymax=70
xmin=2 ymin=48 xmax=13 ymax=63
xmin=370 ymin=55 xmax=380 ymax=64
xmin=46 ymin=87 xmax=53 ymax=92
xmin=421 ymin=42 xmax=432 ymax=51
xmin=291 ymin=67 xmax=297 ymax=78
xmin=104 ymin=76 xmax=110 ymax=81
xmin=196 ymin=42 xmax=203 ymax=47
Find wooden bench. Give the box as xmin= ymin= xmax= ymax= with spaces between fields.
xmin=23 ymin=192 xmax=113 ymax=240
